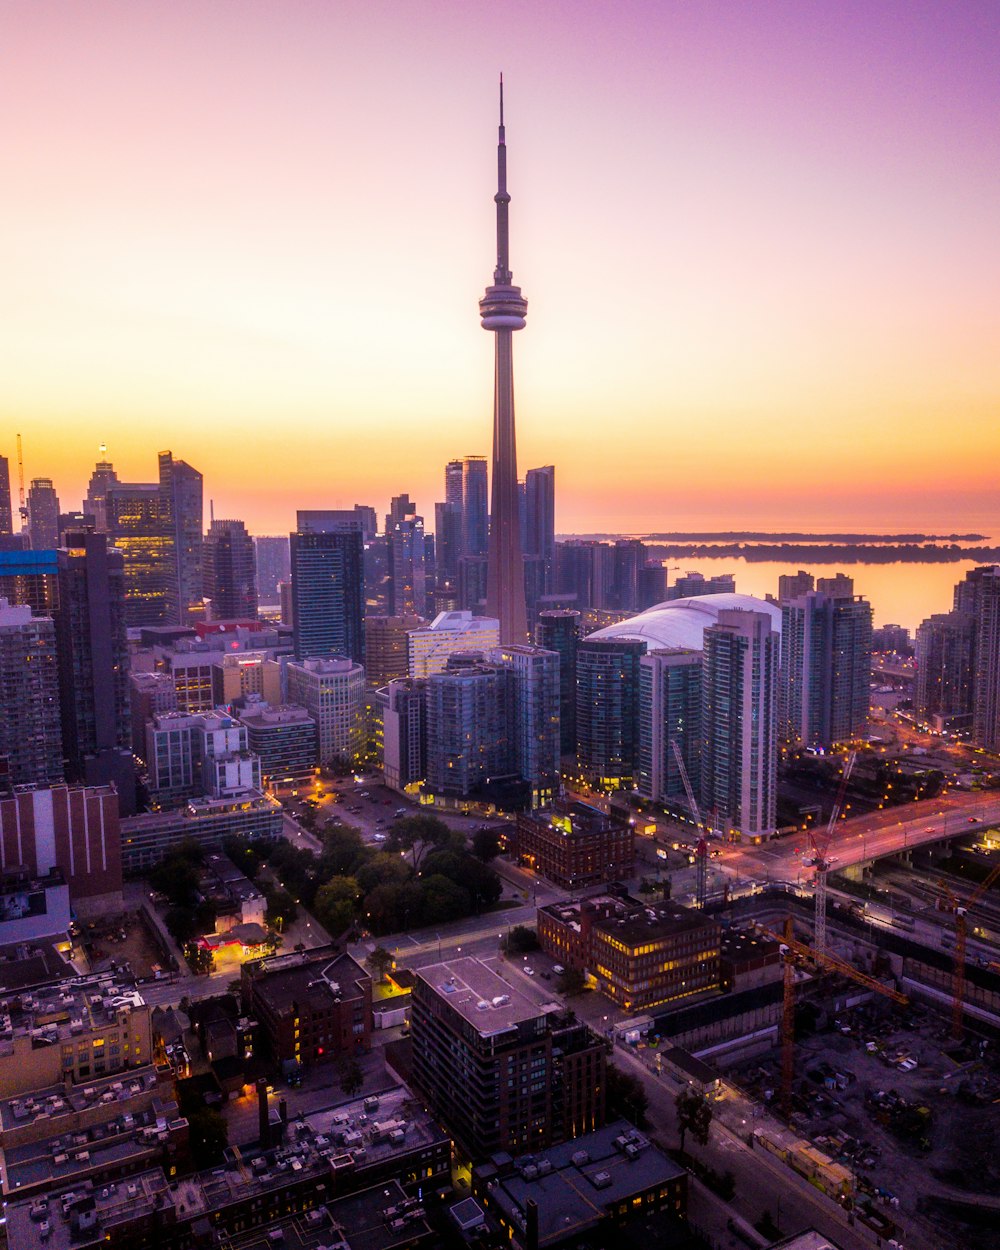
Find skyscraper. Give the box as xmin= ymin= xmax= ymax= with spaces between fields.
xmin=489 ymin=643 xmax=561 ymax=807
xmin=637 ymin=648 xmax=703 ymax=805
xmin=289 ymin=511 xmax=364 ymax=663
xmin=83 ymin=452 xmax=120 ymax=532
xmin=204 ymin=518 xmax=258 ymax=620
xmin=575 ymin=638 xmax=645 ymax=790
xmin=0 ymin=456 xmax=12 ymax=536
xmin=970 ymin=566 xmax=1000 ymax=750
xmin=55 ymin=531 xmax=135 ymax=813
xmin=27 ymin=478 xmax=61 ymax=550
xmin=536 ymin=608 xmax=580 ymax=756
xmin=106 ymin=480 xmax=174 ymax=626
xmin=253 ymin=535 xmax=291 ymax=603
xmin=159 ymin=451 xmax=203 ymax=622
xmin=701 ymin=609 xmax=779 ymax=839
xmin=0 ymin=598 xmax=63 ymax=787
xmin=915 ymin=611 xmax=975 ymax=727
xmin=780 ymin=588 xmax=872 ymax=749
xmin=481 ymin=80 xmax=529 ymax=644
xmin=523 ymin=465 xmax=555 ymax=583
xmin=385 ymin=494 xmax=426 ymax=617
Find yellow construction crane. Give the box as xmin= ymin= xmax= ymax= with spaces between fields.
xmin=937 ymin=862 xmax=1000 ymax=1040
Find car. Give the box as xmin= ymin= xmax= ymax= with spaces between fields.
xmin=553 ymin=964 xmax=565 ymax=975
xmin=898 ymin=1057 xmax=918 ymax=1072
xmin=523 ymin=966 xmax=535 ymax=976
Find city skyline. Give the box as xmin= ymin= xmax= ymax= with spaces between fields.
xmin=3 ymin=2 xmax=999 ymax=537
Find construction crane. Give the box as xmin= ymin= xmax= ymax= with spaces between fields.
xmin=938 ymin=862 xmax=1000 ymax=1040
xmin=806 ymin=750 xmax=856 ymax=956
xmin=670 ymin=738 xmax=710 ymax=909
xmin=758 ymin=916 xmax=908 ymax=1118
xmin=16 ymin=432 xmax=28 ymax=525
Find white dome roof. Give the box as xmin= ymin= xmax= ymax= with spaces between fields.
xmin=585 ymin=593 xmax=781 ymax=651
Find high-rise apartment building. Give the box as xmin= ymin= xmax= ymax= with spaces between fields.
xmin=286 ymin=657 xmax=365 ymax=766
xmin=290 ymin=511 xmax=364 ymax=663
xmin=27 ymin=478 xmax=61 ymax=550
xmin=55 ymin=531 xmax=134 ymax=808
xmin=204 ymin=518 xmax=257 ymax=620
xmin=915 ymin=611 xmax=975 ymax=727
xmin=970 ymin=566 xmax=1000 ymax=750
xmin=637 ymin=648 xmax=703 ymax=805
xmin=535 ymin=608 xmax=580 ymax=755
xmin=425 ymin=657 xmax=513 ymax=798
xmin=0 ymin=599 xmax=63 ymax=787
xmin=376 ymin=678 xmax=427 ymax=793
xmin=433 ymin=500 xmax=463 ymax=584
xmin=159 ymin=451 xmax=204 ymax=622
xmin=488 ymin=643 xmax=560 ymax=807
xmin=407 ymin=610 xmax=500 ymax=678
xmin=411 ymin=956 xmax=606 ymax=1159
xmin=575 ymin=638 xmax=645 ymax=790
xmin=816 ymin=573 xmax=855 ymax=598
xmin=701 ymin=609 xmax=779 ymax=839
xmin=0 ymin=456 xmax=13 ymax=535
xmin=0 ymin=548 xmax=59 ymax=614
xmin=777 ymin=569 xmax=814 ymax=603
xmin=667 ymin=571 xmax=736 ymax=600
xmin=780 ymin=589 xmax=872 ymax=749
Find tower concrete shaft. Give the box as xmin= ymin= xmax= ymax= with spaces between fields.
xmin=480 ymin=77 xmax=528 ymax=644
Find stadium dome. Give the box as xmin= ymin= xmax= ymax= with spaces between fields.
xmin=585 ymin=593 xmax=782 ymax=651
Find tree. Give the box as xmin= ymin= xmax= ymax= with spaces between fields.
xmin=185 ymin=942 xmax=215 ymax=976
xmin=264 ymin=886 xmax=298 ymax=929
xmin=420 ymin=874 xmax=471 ymax=925
xmin=338 ymin=1056 xmax=364 ymax=1097
xmin=313 ymin=877 xmax=359 ymax=936
xmin=356 ymin=851 xmax=412 ymax=895
xmin=557 ymin=967 xmax=586 ymax=996
xmin=386 ymin=813 xmax=452 ymax=870
xmin=366 ymin=945 xmax=395 ymax=983
xmin=320 ymin=827 xmax=367 ymax=876
xmin=606 ymin=1062 xmax=649 ymax=1128
xmin=505 ymin=924 xmax=539 ymax=953
xmin=675 ymin=1087 xmax=713 ymax=1154
xmin=472 ymin=827 xmax=502 ymax=862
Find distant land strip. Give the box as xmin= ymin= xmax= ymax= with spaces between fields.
xmin=642 ymin=543 xmax=1000 ymax=564
xmin=561 ymin=532 xmax=986 ymax=543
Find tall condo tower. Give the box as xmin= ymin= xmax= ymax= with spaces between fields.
xmin=481 ymin=78 xmax=529 ymax=644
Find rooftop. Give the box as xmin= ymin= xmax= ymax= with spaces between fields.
xmin=479 ymin=1120 xmax=685 ymax=1247
xmin=416 ymin=957 xmax=559 ymax=1035
xmin=0 ymin=970 xmax=146 ymax=1053
xmin=248 ymin=949 xmax=368 ymax=1015
xmin=586 ymin=593 xmax=782 ymax=651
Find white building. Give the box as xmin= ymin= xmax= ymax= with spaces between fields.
xmin=407 ymin=610 xmax=500 ymax=678
xmin=286 ymin=657 xmax=365 ymax=765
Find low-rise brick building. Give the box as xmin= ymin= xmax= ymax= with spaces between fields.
xmin=241 ymin=946 xmax=371 ymax=1069
xmin=538 ymin=893 xmax=721 ymax=1014
xmin=508 ymin=800 xmax=634 ymax=889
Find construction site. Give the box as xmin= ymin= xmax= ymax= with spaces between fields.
xmin=636 ymin=747 xmax=1000 ymax=1250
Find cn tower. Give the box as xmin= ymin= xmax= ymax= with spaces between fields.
xmin=481 ymin=76 xmax=529 ymax=644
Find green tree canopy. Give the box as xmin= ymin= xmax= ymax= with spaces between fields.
xmin=356 ymin=851 xmax=412 ymax=895
xmin=313 ymin=877 xmax=360 ymax=936
xmin=365 ymin=945 xmax=395 ymax=982
xmin=472 ymin=827 xmax=502 ymax=862
xmin=675 ymin=1087 xmax=713 ymax=1154
xmin=386 ymin=813 xmax=452 ymax=869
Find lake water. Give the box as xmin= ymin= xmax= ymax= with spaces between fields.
xmin=663 ymin=557 xmax=989 ymax=634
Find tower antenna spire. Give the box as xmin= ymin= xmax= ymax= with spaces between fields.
xmin=479 ymin=79 xmax=529 ymax=644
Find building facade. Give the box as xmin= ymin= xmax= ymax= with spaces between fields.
xmin=535 ymin=608 xmax=579 ymax=756
xmin=407 ymin=609 xmax=500 ymax=678
xmin=509 ymin=801 xmax=633 ymax=889
xmin=0 ymin=599 xmax=63 ymax=787
xmin=637 ymin=648 xmax=702 ymax=806
xmin=203 ymin=518 xmax=257 ymax=621
xmin=289 ymin=512 xmax=365 ymax=663
xmin=411 ymin=956 xmax=605 ymax=1159
xmin=575 ymin=638 xmax=645 ymax=791
xmin=286 ymin=657 xmax=365 ymax=766
xmin=702 ymin=609 xmax=779 ymax=839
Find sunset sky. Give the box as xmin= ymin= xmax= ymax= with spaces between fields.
xmin=3 ymin=1 xmax=999 ymax=537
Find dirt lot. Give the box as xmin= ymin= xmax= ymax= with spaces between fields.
xmin=81 ymin=909 xmax=167 ymax=979
xmin=735 ymin=1006 xmax=1000 ymax=1250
